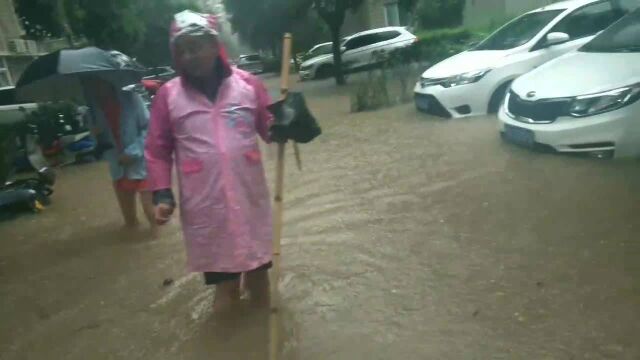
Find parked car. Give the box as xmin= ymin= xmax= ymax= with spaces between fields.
xmin=299 ymin=26 xmax=417 ymax=80
xmin=298 ymin=42 xmax=334 ymax=64
xmin=414 ymin=0 xmax=634 ymax=118
xmin=0 ymin=86 xmax=38 ymax=126
xmin=499 ymin=7 xmax=640 ymax=159
xmin=237 ymin=54 xmax=264 ymax=74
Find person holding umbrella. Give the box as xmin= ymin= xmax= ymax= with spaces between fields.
xmin=145 ymin=10 xmax=275 ymax=313
xmin=15 ymin=47 xmax=155 ymax=232
xmin=83 ymin=75 xmax=156 ymax=232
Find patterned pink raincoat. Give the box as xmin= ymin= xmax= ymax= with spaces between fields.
xmin=145 ymin=11 xmax=273 ymax=273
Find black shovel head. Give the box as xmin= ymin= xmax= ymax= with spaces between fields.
xmin=268 ymin=92 xmax=321 ymax=144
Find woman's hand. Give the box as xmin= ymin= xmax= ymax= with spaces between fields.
xmin=154 ymin=203 xmax=174 ymax=225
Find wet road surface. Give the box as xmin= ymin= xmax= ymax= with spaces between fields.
xmin=1 ymin=76 xmax=640 ymax=359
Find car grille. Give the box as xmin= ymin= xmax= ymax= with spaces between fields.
xmin=507 ymin=91 xmax=569 ymax=123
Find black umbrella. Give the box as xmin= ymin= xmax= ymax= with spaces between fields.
xmin=268 ymin=92 xmax=322 ymax=144
xmin=16 ymin=47 xmax=145 ymax=102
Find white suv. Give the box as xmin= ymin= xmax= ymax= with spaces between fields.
xmin=299 ymin=26 xmax=417 ymax=80
xmin=414 ymin=0 xmax=633 ymax=118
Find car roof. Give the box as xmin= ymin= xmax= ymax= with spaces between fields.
xmin=532 ymin=0 xmax=602 ymax=12
xmin=0 ymin=86 xmax=15 ymax=91
xmin=347 ymin=26 xmax=410 ymax=39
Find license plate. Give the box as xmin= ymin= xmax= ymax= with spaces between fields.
xmin=504 ymin=124 xmax=535 ymax=148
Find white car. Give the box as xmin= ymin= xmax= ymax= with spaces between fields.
xmin=499 ymin=7 xmax=640 ymax=159
xmin=300 ymin=42 xmax=333 ymax=62
xmin=414 ymin=0 xmax=633 ymax=118
xmin=237 ymin=54 xmax=264 ymax=74
xmin=0 ymin=86 xmax=37 ymax=126
xmin=299 ymin=26 xmax=417 ymax=80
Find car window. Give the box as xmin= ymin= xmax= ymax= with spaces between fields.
xmin=474 ymin=10 xmax=564 ymax=50
xmin=378 ymin=30 xmax=402 ymax=42
xmin=550 ymin=1 xmax=625 ymax=40
xmin=241 ymin=55 xmax=261 ymax=62
xmin=0 ymin=88 xmax=20 ymax=106
xmin=581 ymin=7 xmax=640 ymax=52
xmin=345 ymin=33 xmax=380 ymax=50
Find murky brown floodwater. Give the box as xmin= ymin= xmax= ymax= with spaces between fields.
xmin=2 ymin=76 xmax=640 ymax=360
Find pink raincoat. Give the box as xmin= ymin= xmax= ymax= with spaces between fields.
xmin=145 ymin=11 xmax=273 ymax=273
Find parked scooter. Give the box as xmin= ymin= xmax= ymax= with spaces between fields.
xmin=20 ymin=103 xmax=96 ymax=166
xmin=0 ymin=132 xmax=56 ymax=220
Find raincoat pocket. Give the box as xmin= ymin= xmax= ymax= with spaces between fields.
xmin=181 ymin=159 xmax=203 ymax=174
xmin=244 ymin=150 xmax=262 ymax=165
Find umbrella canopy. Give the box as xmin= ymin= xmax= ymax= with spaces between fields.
xmin=16 ymin=47 xmax=145 ymax=103
xmin=268 ymin=92 xmax=322 ymax=144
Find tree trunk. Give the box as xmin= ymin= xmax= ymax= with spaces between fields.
xmin=330 ymin=25 xmax=346 ymax=86
xmin=55 ymin=0 xmax=74 ymax=47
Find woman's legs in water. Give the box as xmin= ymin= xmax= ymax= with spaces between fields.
xmin=212 ymin=268 xmax=270 ymax=313
xmin=214 ymin=278 xmax=241 ymax=313
xmin=245 ymin=268 xmax=270 ymax=308
xmin=139 ymin=191 xmax=157 ymax=232
xmin=113 ymin=183 xmax=138 ymax=227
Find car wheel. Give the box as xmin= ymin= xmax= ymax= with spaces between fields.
xmin=315 ymin=65 xmax=334 ymax=79
xmin=488 ymin=81 xmax=512 ymax=114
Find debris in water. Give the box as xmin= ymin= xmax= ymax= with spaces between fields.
xmin=472 ymin=309 xmax=480 ymax=317
xmin=162 ymin=278 xmax=174 ymax=287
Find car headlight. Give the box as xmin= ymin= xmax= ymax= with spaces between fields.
xmin=569 ymin=84 xmax=640 ymax=117
xmin=443 ymin=69 xmax=492 ymax=88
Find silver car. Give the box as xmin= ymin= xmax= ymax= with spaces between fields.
xmin=237 ymin=54 xmax=264 ymax=74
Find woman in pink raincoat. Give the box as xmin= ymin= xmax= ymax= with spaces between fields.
xmin=145 ymin=10 xmax=274 ymax=312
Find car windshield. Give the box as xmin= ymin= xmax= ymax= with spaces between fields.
xmin=241 ymin=55 xmax=261 ymax=62
xmin=474 ymin=10 xmax=564 ymax=50
xmin=308 ymin=44 xmax=332 ymax=57
xmin=581 ymin=9 xmax=640 ymax=52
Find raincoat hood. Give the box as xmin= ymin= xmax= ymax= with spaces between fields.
xmin=169 ymin=10 xmax=231 ymax=77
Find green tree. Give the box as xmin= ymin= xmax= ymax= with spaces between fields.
xmin=65 ymin=0 xmax=145 ymax=53
xmin=134 ymin=0 xmax=203 ymax=66
xmin=414 ymin=0 xmax=466 ymax=29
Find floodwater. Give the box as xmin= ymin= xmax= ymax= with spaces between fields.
xmin=2 ymin=76 xmax=640 ymax=360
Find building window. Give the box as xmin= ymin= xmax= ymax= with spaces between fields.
xmin=384 ymin=1 xmax=401 ymax=26
xmin=0 ymin=58 xmax=12 ymax=87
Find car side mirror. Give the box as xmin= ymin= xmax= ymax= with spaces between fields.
xmin=545 ymin=32 xmax=570 ymax=47
xmin=341 ymin=46 xmax=347 ymax=53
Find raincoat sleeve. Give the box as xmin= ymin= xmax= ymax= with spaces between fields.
xmin=145 ymin=86 xmax=174 ymax=191
xmin=123 ymin=93 xmax=149 ymax=159
xmin=241 ymin=72 xmax=273 ymax=143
